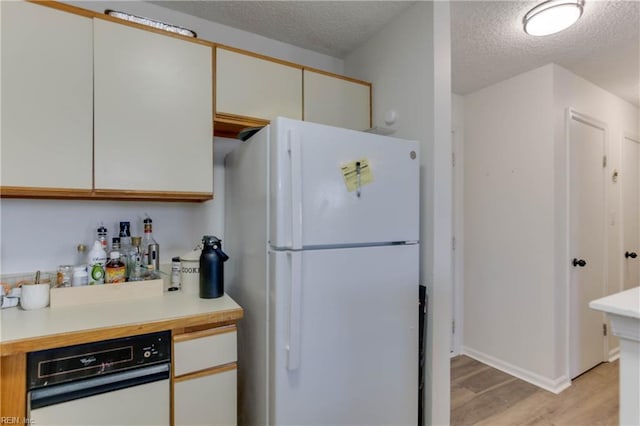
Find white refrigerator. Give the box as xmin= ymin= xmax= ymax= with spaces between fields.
xmin=225 ymin=117 xmax=419 ymax=426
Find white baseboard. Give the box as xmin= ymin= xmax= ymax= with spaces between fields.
xmin=608 ymin=346 xmax=620 ymax=362
xmin=462 ymin=346 xmax=571 ymax=394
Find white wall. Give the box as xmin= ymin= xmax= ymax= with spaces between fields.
xmin=463 ymin=63 xmax=639 ymax=391
xmin=464 ymin=64 xmax=558 ymax=387
xmin=0 ymin=1 xmax=342 ymax=276
xmin=345 ymin=2 xmax=452 ymax=425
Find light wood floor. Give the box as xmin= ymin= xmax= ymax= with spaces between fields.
xmin=451 ymin=355 xmax=619 ymax=425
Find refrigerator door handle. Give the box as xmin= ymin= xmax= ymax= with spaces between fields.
xmin=288 ymin=129 xmax=303 ymax=250
xmin=286 ymin=251 xmax=303 ymax=371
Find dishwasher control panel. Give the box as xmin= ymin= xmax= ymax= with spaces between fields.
xmin=27 ymin=331 xmax=171 ymax=389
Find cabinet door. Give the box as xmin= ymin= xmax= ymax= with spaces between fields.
xmin=303 ymin=70 xmax=371 ymax=131
xmin=94 ymin=19 xmax=213 ymax=194
xmin=1 ymin=1 xmax=93 ymax=189
xmin=174 ymin=327 xmax=237 ymax=376
xmin=216 ymin=47 xmax=302 ymax=121
xmin=174 ymin=369 xmax=237 ymax=426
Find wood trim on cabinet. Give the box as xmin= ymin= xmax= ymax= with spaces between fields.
xmin=27 ymin=0 xmax=95 ymax=18
xmin=92 ymin=189 xmax=213 ymax=202
xmin=214 ymin=113 xmax=270 ymax=139
xmin=29 ymin=1 xmax=214 ymax=47
xmin=215 ymin=44 xmax=303 ymax=70
xmin=302 ymin=66 xmax=373 ymax=87
xmin=173 ymin=319 xmax=239 ymax=336
xmin=173 ymin=362 xmax=237 ymax=383
xmin=0 ymin=309 xmax=243 ymax=356
xmin=173 ymin=324 xmax=236 ymax=343
xmin=0 ymin=353 xmax=26 ymax=421
xmin=0 ymin=187 xmax=212 ymax=202
xmin=0 ymin=186 xmax=94 ymax=199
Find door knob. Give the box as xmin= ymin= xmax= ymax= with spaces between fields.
xmin=625 ymin=251 xmax=638 ymax=259
xmin=572 ymin=258 xmax=587 ymax=267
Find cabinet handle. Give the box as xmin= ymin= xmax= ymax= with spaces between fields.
xmin=625 ymin=251 xmax=638 ymax=259
xmin=286 ymin=251 xmax=303 ymax=371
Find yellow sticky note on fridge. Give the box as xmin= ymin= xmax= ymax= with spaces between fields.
xmin=341 ymin=159 xmax=373 ymax=192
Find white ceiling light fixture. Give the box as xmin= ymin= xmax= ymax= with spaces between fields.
xmin=523 ymin=0 xmax=585 ymax=36
xmin=105 ymin=10 xmax=197 ymax=38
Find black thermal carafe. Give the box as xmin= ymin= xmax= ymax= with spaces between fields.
xmin=199 ymin=235 xmax=229 ymax=299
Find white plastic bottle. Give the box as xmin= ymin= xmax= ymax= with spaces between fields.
xmin=87 ymin=240 xmax=107 ymax=285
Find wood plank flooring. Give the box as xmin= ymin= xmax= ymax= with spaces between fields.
xmin=451 ymin=355 xmax=619 ymax=425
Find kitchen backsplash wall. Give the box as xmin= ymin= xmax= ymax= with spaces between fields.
xmin=0 ymin=139 xmax=240 ymax=275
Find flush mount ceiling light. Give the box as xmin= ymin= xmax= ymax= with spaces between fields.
xmin=523 ymin=0 xmax=584 ymax=36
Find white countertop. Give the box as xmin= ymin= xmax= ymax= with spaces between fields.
xmin=589 ymin=286 xmax=640 ymax=319
xmin=0 ymin=291 xmax=241 ymax=345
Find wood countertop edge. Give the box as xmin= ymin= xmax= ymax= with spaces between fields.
xmin=0 ymin=307 xmax=243 ymax=356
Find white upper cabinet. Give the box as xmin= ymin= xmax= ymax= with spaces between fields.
xmin=93 ymin=19 xmax=213 ymax=194
xmin=303 ymin=70 xmax=371 ymax=131
xmin=1 ymin=1 xmax=93 ymax=189
xmin=216 ymin=47 xmax=302 ymax=121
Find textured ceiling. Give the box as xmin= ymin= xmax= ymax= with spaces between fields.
xmin=451 ymin=0 xmax=639 ymax=106
xmin=150 ymin=1 xmax=416 ymax=57
xmin=150 ymin=0 xmax=639 ymax=106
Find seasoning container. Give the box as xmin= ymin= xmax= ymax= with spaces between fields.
xmin=180 ymin=246 xmax=201 ymax=295
xmin=169 ymin=257 xmax=181 ymax=291
xmin=72 ymin=266 xmax=88 ymax=287
xmin=56 ymin=265 xmax=73 ymax=288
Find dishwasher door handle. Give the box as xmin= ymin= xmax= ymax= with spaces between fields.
xmin=29 ymin=363 xmax=170 ymax=410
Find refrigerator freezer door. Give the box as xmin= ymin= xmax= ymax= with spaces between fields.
xmin=269 ymin=244 xmax=419 ymax=426
xmin=269 ymin=117 xmax=419 ymax=249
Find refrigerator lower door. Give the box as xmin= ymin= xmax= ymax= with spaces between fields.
xmin=269 ymin=244 xmax=418 ymax=426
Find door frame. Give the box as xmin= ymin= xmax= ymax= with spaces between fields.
xmin=620 ymin=132 xmax=640 ymax=292
xmin=564 ymin=108 xmax=609 ymax=378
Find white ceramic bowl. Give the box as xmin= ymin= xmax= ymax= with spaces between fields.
xmin=20 ymin=283 xmax=50 ymax=310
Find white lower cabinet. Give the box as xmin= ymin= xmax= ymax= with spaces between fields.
xmin=174 ymin=369 xmax=237 ymax=426
xmin=173 ymin=326 xmax=238 ymax=426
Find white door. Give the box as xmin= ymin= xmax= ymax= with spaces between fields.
xmin=569 ymin=111 xmax=607 ymax=378
xmin=268 ymin=117 xmax=420 ymax=249
xmin=622 ymin=134 xmax=640 ymax=290
xmin=269 ymin=244 xmax=418 ymax=426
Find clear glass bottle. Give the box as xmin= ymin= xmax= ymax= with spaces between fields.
xmin=76 ymin=244 xmax=87 ymax=267
xmin=141 ymin=216 xmax=158 ymax=266
xmin=127 ymin=237 xmax=143 ymax=281
xmin=119 ymin=221 xmax=136 ymax=280
xmin=97 ymin=225 xmax=108 ymax=251
xmin=111 ymin=237 xmax=121 ymax=253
